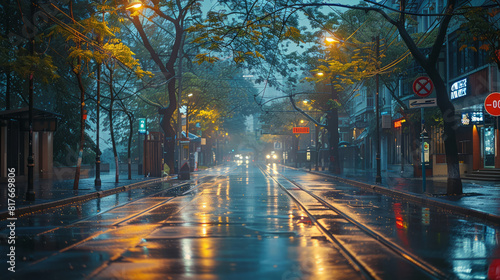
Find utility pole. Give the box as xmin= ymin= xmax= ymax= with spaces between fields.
xmin=26 ymin=0 xmax=36 ymax=201
xmin=95 ymin=27 xmax=102 ymax=188
xmin=375 ymin=35 xmax=382 ymax=184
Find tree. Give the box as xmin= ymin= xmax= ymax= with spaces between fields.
xmin=365 ymin=0 xmax=462 ymax=194
xmin=459 ymin=1 xmax=500 ymax=70
xmin=123 ymin=0 xmax=201 ymax=173
xmin=287 ymin=0 xmax=464 ymax=194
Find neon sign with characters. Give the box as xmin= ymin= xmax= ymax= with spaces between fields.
xmin=451 ymin=78 xmax=467 ymax=100
xmin=461 ymin=112 xmax=483 ymax=126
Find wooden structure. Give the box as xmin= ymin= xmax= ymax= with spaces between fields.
xmin=0 ymin=107 xmax=59 ymax=181
xmin=143 ymin=132 xmax=163 ymax=177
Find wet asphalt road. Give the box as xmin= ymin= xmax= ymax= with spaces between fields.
xmin=1 ymin=162 xmax=499 ymax=279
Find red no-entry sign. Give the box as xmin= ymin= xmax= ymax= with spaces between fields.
xmin=484 ymin=92 xmax=500 ymax=116
xmin=413 ymin=77 xmax=434 ymax=97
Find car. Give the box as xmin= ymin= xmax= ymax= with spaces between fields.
xmin=266 ymin=152 xmax=278 ymax=164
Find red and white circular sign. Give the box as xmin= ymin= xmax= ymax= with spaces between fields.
xmin=484 ymin=92 xmax=500 ymax=116
xmin=413 ymin=77 xmax=434 ymax=97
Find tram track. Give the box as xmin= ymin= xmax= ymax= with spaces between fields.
xmin=259 ymin=164 xmax=450 ymax=280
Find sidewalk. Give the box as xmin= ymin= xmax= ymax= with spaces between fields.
xmin=297 ymin=164 xmax=500 ymax=224
xmin=0 ymin=171 xmax=166 ymax=212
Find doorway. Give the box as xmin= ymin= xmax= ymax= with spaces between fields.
xmin=482 ymin=126 xmax=495 ymax=168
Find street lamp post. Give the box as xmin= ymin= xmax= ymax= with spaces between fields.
xmin=95 ymin=59 xmax=102 ymax=187
xmin=95 ymin=29 xmax=102 ymax=188
xmin=374 ymin=35 xmax=382 ymax=184
xmin=186 ymin=93 xmax=193 ymax=171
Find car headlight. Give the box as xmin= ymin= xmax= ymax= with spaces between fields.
xmin=266 ymin=155 xmax=271 ymax=159
xmin=245 ymin=156 xmax=249 ymax=159
xmin=273 ymin=154 xmax=277 ymax=159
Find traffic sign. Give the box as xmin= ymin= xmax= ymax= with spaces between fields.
xmin=293 ymin=127 xmax=310 ymax=134
xmin=484 ymin=92 xmax=500 ymax=116
xmin=138 ymin=118 xmax=147 ymax=134
xmin=413 ymin=77 xmax=434 ymax=97
xmin=409 ymin=98 xmax=437 ymax=109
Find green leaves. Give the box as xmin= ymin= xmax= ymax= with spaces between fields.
xmin=459 ymin=5 xmax=500 ymax=68
xmin=283 ymin=26 xmax=303 ymax=43
xmin=11 ymin=53 xmax=59 ymax=83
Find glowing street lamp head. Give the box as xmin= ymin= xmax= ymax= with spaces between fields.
xmin=325 ymin=37 xmax=339 ymax=44
xmin=316 ymin=72 xmax=324 ymax=77
xmin=126 ymin=0 xmax=143 ymax=10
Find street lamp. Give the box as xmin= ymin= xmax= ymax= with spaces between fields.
xmin=94 ymin=0 xmax=143 ymax=187
xmin=325 ymin=37 xmax=339 ymax=44
xmin=126 ymin=0 xmax=143 ymax=10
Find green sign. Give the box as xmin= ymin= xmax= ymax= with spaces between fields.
xmin=139 ymin=118 xmax=147 ymax=134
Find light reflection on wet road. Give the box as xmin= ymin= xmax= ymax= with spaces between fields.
xmin=1 ymin=162 xmax=498 ymax=279
xmin=275 ymin=164 xmax=500 ymax=280
xmin=3 ymin=163 xmax=360 ymax=280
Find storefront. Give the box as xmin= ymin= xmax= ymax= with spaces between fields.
xmin=450 ymin=66 xmax=500 ymax=170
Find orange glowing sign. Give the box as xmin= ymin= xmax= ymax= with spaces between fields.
xmin=293 ymin=127 xmax=310 ymax=134
xmin=393 ymin=118 xmax=405 ymax=128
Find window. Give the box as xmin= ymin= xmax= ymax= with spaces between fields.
xmin=448 ymin=32 xmax=490 ymax=80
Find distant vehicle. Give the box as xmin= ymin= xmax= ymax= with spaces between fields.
xmin=234 ymin=153 xmax=253 ymax=163
xmin=266 ymin=151 xmax=279 ymax=164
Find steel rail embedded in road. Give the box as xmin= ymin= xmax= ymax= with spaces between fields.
xmin=259 ymin=164 xmax=450 ymax=280
xmin=258 ymin=165 xmax=375 ymax=280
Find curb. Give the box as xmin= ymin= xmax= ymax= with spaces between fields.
xmin=288 ymin=166 xmax=500 ymax=225
xmin=0 ymin=177 xmax=167 ymax=221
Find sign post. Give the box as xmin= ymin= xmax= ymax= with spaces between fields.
xmin=413 ymin=77 xmax=434 ymax=192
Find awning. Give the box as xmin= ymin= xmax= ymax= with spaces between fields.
xmin=0 ymin=107 xmax=61 ymax=120
xmin=0 ymin=107 xmax=60 ymax=131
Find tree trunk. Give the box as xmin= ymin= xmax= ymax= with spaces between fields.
xmin=6 ymin=72 xmax=11 ymax=110
xmin=73 ymin=64 xmax=85 ymax=191
xmin=292 ymin=135 xmax=299 ymax=167
xmin=127 ymin=113 xmax=133 ymax=180
xmin=327 ymin=108 xmax=340 ymax=174
xmin=391 ymin=0 xmax=462 ymax=195
xmin=158 ymin=72 xmax=177 ymax=174
xmin=71 ymin=0 xmax=84 ymax=191
xmin=430 ymin=70 xmax=462 ymax=194
xmin=108 ymin=65 xmax=119 ymax=183
xmin=130 ymin=16 xmax=182 ymax=174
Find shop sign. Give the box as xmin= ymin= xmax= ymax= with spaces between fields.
xmin=461 ymin=112 xmax=484 ymax=126
xmin=393 ymin=118 xmax=405 ymax=128
xmin=450 ymin=78 xmax=467 ymax=100
xmin=293 ymin=127 xmax=310 ymax=134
